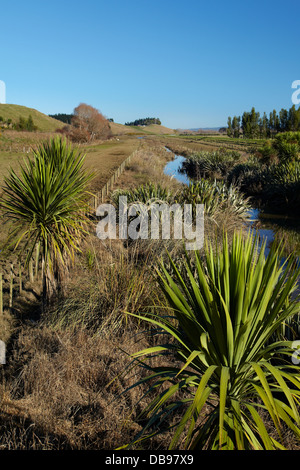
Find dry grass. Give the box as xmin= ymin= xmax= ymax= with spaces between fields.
xmin=111 ymin=138 xmax=180 ymax=193
xmin=0 ymin=325 xmax=149 ymax=450
xmin=0 ymin=232 xmax=179 ymax=450
xmin=0 ymin=134 xmax=255 ymax=451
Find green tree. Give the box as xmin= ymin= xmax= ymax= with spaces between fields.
xmin=288 ymin=105 xmax=300 ymax=131
xmin=232 ymin=115 xmax=240 ymax=138
xmin=227 ymin=117 xmax=233 ymax=137
xmin=259 ymin=112 xmax=269 ymax=138
xmin=26 ymin=114 xmax=37 ymax=131
xmin=250 ymin=106 xmax=260 ymax=137
xmin=241 ymin=111 xmax=252 ymax=138
xmin=16 ymin=116 xmax=26 ymax=130
xmin=279 ymin=108 xmax=289 ymax=132
xmin=269 ymin=110 xmax=280 ymax=137
xmin=1 ymin=137 xmax=94 ymax=306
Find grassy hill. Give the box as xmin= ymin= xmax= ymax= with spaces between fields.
xmin=109 ymin=121 xmax=145 ymax=135
xmin=139 ymin=123 xmax=176 ymax=135
xmin=110 ymin=121 xmax=175 ymax=136
xmin=0 ymin=104 xmax=65 ymax=132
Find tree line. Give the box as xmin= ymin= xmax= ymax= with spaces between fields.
xmin=125 ymin=117 xmax=161 ymax=126
xmin=227 ymin=105 xmax=300 ymax=138
xmin=49 ymin=113 xmax=74 ymax=124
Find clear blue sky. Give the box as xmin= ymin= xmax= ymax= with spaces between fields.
xmin=1 ymin=0 xmax=299 ymax=129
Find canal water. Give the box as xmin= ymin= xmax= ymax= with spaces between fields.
xmin=163 ymin=147 xmax=300 ymax=259
xmin=163 ymin=148 xmax=190 ymax=185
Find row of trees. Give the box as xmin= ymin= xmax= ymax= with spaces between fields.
xmin=49 ymin=113 xmax=73 ymax=124
xmin=125 ymin=117 xmax=161 ymax=126
xmin=0 ymin=114 xmax=37 ymax=131
xmin=14 ymin=115 xmax=38 ymax=132
xmin=227 ymin=105 xmax=300 ymax=138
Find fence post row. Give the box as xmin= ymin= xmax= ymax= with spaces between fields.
xmin=0 ymin=151 xmax=136 ymax=313
xmin=90 ymin=150 xmax=135 ymax=209
xmin=0 ymin=257 xmax=38 ymax=313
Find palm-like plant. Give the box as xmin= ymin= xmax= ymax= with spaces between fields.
xmin=126 ymin=232 xmax=300 ymax=450
xmin=1 ymin=137 xmax=94 ymax=305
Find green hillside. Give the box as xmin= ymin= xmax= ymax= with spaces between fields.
xmin=0 ymin=104 xmax=65 ymax=132
xmin=110 ymin=121 xmax=175 ymax=136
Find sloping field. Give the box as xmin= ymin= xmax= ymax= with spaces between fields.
xmin=110 ymin=121 xmax=175 ymax=136
xmin=0 ymin=104 xmax=65 ymax=132
xmin=141 ymin=123 xmax=175 ymax=134
xmin=109 ymin=122 xmax=145 ymax=135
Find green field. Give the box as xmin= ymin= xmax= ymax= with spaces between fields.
xmin=173 ymin=133 xmax=266 ymax=151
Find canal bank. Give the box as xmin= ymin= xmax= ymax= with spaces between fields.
xmin=163 ymin=147 xmax=300 ymax=259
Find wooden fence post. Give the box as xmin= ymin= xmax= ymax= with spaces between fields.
xmin=9 ymin=264 xmax=13 ymax=309
xmin=29 ymin=260 xmax=34 ymax=283
xmin=0 ymin=273 xmax=3 ymax=314
xmin=89 ymin=149 xmax=136 ymax=210
xmin=35 ymin=244 xmax=39 ymax=280
xmin=19 ymin=263 xmax=22 ymax=294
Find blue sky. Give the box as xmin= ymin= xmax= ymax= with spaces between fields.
xmin=1 ymin=0 xmax=299 ymax=129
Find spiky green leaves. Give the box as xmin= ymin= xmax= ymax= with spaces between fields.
xmin=126 ymin=232 xmax=300 ymax=450
xmin=1 ymin=137 xmax=94 ymax=298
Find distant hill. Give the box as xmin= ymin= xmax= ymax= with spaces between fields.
xmin=109 ymin=122 xmax=145 ymax=135
xmin=139 ymin=123 xmax=175 ymax=135
xmin=0 ymin=104 xmax=65 ymax=132
xmin=190 ymin=127 xmax=223 ymax=131
xmin=177 ymin=127 xmax=222 ymax=135
xmin=110 ymin=121 xmax=175 ymax=136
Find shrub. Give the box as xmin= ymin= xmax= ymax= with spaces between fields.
xmin=178 ymin=180 xmax=250 ymax=218
xmin=181 ymin=149 xmax=241 ymax=180
xmin=227 ymin=162 xmax=267 ymax=196
xmin=125 ymin=232 xmax=300 ymax=450
xmin=273 ymin=132 xmax=300 ymax=163
xmin=262 ymin=161 xmax=300 ymax=210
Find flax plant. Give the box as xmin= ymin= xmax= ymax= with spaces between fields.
xmin=126 ymin=232 xmax=300 ymax=450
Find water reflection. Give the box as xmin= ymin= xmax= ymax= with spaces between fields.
xmin=163 ymin=148 xmax=299 ymax=256
xmin=164 ymin=153 xmax=190 ymax=185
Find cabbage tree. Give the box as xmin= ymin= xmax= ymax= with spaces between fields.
xmin=1 ymin=137 xmax=94 ymax=306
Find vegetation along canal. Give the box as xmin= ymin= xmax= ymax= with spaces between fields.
xmin=164 ymin=147 xmax=300 ymax=261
